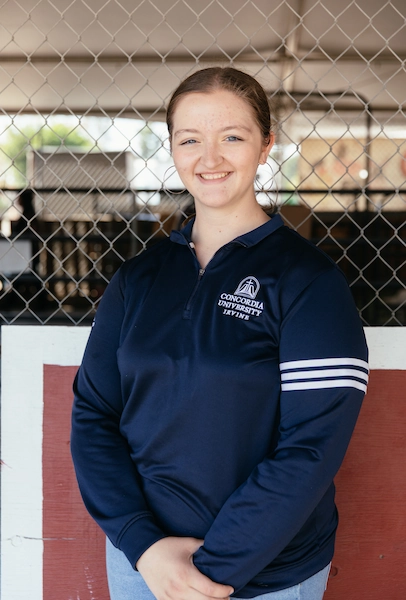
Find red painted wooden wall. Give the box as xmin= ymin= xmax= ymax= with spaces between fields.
xmin=43 ymin=364 xmax=109 ymax=599
xmin=325 ymin=369 xmax=406 ymax=599
xmin=41 ymin=365 xmax=406 ymax=599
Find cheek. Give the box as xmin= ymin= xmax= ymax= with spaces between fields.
xmin=175 ymin=163 xmax=191 ymax=179
xmin=236 ymin=151 xmax=262 ymax=175
xmin=172 ymin=159 xmax=194 ymax=187
xmin=173 ymin=150 xmax=190 ymax=171
xmin=176 ymin=159 xmax=198 ymax=182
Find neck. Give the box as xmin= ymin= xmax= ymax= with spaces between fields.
xmin=190 ymin=202 xmax=270 ymax=268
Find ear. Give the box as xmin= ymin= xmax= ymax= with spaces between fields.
xmin=259 ymin=131 xmax=275 ymax=165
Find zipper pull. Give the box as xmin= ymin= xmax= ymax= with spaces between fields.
xmin=198 ymin=268 xmax=205 ymax=278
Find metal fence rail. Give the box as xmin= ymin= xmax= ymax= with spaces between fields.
xmin=0 ymin=0 xmax=405 ymax=326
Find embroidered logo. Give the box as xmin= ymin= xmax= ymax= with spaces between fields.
xmin=234 ymin=276 xmax=260 ymax=299
xmin=217 ymin=276 xmax=264 ymax=321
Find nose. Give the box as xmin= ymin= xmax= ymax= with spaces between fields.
xmin=200 ymin=141 xmax=223 ymax=169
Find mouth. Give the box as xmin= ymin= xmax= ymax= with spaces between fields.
xmin=199 ymin=172 xmax=231 ymax=181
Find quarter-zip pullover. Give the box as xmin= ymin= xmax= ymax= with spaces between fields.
xmin=71 ymin=214 xmax=368 ymax=597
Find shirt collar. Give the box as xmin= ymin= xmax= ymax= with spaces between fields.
xmin=170 ymin=213 xmax=285 ymax=248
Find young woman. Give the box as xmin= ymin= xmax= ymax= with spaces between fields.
xmin=71 ymin=67 xmax=368 ymax=600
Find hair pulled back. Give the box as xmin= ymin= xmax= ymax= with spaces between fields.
xmin=166 ymin=67 xmax=272 ymax=144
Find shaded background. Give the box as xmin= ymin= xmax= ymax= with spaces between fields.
xmin=0 ymin=0 xmax=405 ymax=326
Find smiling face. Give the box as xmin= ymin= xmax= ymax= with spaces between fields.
xmin=171 ymin=89 xmax=273 ymax=215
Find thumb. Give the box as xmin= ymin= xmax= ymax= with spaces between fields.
xmin=185 ymin=537 xmax=205 ymax=554
xmin=190 ymin=567 xmax=234 ymax=598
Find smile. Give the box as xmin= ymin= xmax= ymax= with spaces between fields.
xmin=199 ymin=172 xmax=230 ymax=180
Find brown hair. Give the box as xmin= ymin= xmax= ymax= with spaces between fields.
xmin=166 ymin=67 xmax=272 ymax=144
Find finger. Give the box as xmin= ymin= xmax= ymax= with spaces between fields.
xmin=160 ymin=574 xmax=231 ymax=600
xmin=189 ymin=569 xmax=234 ymax=599
xmin=185 ymin=537 xmax=205 ymax=554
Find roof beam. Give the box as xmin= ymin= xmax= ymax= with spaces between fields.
xmin=0 ymin=52 xmax=404 ymax=65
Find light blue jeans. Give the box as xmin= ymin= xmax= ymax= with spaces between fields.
xmin=106 ymin=538 xmax=331 ymax=600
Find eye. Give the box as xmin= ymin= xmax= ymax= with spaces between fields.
xmin=180 ymin=139 xmax=197 ymax=145
xmin=226 ymin=135 xmax=242 ymax=142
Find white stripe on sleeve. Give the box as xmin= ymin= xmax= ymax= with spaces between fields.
xmin=279 ymin=357 xmax=369 ymax=393
xmin=281 ymin=379 xmax=368 ymax=393
xmin=280 ymin=368 xmax=369 ymax=384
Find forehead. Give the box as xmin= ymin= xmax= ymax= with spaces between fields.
xmin=172 ymin=89 xmax=257 ymax=128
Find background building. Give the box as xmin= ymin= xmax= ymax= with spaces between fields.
xmin=0 ymin=0 xmax=405 ymax=326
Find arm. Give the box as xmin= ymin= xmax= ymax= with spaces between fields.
xmin=193 ymin=267 xmax=368 ymax=592
xmin=71 ymin=266 xmax=233 ymax=600
xmin=71 ymin=266 xmax=166 ymax=567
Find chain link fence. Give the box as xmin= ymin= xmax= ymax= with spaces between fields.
xmin=0 ymin=0 xmax=405 ymax=325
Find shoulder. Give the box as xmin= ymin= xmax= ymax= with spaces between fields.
xmin=118 ymin=237 xmax=172 ymax=282
xmin=270 ymin=225 xmax=338 ymax=279
xmin=266 ymin=225 xmax=348 ymax=308
xmin=100 ymin=237 xmax=172 ymax=305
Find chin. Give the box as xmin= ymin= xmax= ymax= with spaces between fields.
xmin=195 ymin=198 xmax=234 ymax=211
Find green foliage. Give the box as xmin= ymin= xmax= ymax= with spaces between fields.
xmin=137 ymin=123 xmax=163 ymax=160
xmin=0 ymin=122 xmax=93 ymax=187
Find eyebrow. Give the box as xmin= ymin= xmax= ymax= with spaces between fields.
xmin=174 ymin=129 xmax=199 ymax=138
xmin=174 ymin=125 xmax=251 ymax=138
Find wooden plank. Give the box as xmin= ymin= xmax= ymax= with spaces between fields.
xmin=325 ymin=370 xmax=406 ymax=598
xmin=1 ymin=326 xmax=406 ymax=599
xmin=1 ymin=326 xmax=91 ymax=600
xmin=43 ymin=364 xmax=109 ymax=599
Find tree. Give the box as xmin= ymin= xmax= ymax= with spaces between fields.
xmin=0 ymin=121 xmax=93 ymax=187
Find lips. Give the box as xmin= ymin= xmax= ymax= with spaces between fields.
xmin=199 ymin=172 xmax=230 ymax=180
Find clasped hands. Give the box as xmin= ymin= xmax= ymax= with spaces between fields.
xmin=136 ymin=536 xmax=234 ymax=600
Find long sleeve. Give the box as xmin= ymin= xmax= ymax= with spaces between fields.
xmin=71 ymin=267 xmax=166 ymax=568
xmin=193 ymin=266 xmax=368 ymax=593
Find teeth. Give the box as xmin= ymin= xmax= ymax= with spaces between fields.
xmin=200 ymin=172 xmax=229 ymax=180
